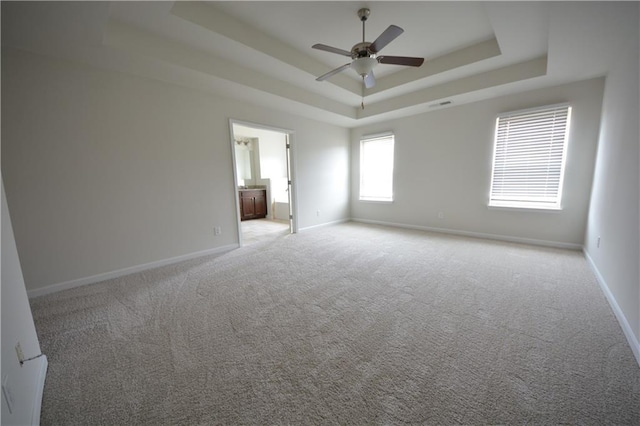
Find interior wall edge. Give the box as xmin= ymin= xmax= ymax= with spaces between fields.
xmin=30 ymin=356 xmax=48 ymax=425
xmin=350 ymin=218 xmax=582 ymax=250
xmin=1 ymin=178 xmax=46 ymax=424
xmin=26 ymin=244 xmax=238 ymax=298
xmin=297 ymin=218 xmax=351 ymax=232
xmin=584 ymin=248 xmax=640 ymax=367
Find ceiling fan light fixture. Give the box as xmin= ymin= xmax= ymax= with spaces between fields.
xmin=351 ymin=57 xmax=378 ymax=77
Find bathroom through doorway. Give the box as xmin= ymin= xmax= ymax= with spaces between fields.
xmin=229 ymin=120 xmax=297 ymax=246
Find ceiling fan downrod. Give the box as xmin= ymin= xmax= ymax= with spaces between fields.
xmin=358 ymin=8 xmax=370 ymax=43
xmin=359 ymin=7 xmax=371 ymax=109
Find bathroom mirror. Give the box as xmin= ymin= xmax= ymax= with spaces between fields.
xmin=235 ymin=138 xmax=256 ymax=187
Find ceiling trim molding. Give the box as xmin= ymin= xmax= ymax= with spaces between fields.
xmin=170 ymin=1 xmax=363 ymax=96
xmin=358 ymin=56 xmax=548 ymax=119
xmin=103 ymin=19 xmax=547 ymax=124
xmin=103 ymin=20 xmax=356 ymax=119
xmin=170 ymin=2 xmax=504 ymax=102
xmin=366 ymin=37 xmax=502 ymax=95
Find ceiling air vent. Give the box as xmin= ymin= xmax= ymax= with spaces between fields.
xmin=429 ymin=100 xmax=453 ymax=108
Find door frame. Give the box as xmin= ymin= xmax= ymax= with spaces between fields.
xmin=229 ymin=119 xmax=299 ymax=247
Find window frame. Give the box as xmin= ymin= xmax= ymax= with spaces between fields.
xmin=359 ymin=132 xmax=395 ymax=203
xmin=488 ymin=103 xmax=572 ymax=211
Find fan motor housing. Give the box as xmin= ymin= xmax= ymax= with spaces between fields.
xmin=351 ymin=42 xmax=374 ymax=59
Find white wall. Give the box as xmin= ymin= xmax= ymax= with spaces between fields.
xmin=256 ymin=131 xmax=287 ymax=181
xmin=256 ymin=131 xmax=289 ymax=213
xmin=234 ymin=125 xmax=290 ymax=217
xmin=1 ymin=48 xmax=350 ymax=294
xmin=1 ymin=179 xmax=47 ymax=425
xmin=351 ymin=78 xmax=604 ymax=247
xmin=583 ymin=3 xmax=639 ymax=361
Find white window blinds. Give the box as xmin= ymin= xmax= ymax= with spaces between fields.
xmin=360 ymin=134 xmax=394 ymax=202
xmin=489 ymin=104 xmax=572 ymax=209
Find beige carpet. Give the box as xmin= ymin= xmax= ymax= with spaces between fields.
xmin=30 ymin=222 xmax=640 ymax=424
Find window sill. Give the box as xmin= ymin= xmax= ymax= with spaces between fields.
xmin=488 ymin=204 xmax=562 ymax=213
xmin=359 ymin=198 xmax=393 ymax=204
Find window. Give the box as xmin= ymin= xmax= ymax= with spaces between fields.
xmin=360 ymin=133 xmax=394 ymax=202
xmin=489 ymin=104 xmax=572 ymax=210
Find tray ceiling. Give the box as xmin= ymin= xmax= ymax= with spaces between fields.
xmin=1 ymin=1 xmax=616 ymax=127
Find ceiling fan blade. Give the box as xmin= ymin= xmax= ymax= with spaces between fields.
xmin=312 ymin=44 xmax=352 ymax=57
xmin=369 ymin=25 xmax=404 ymax=53
xmin=316 ymin=63 xmax=352 ymax=81
xmin=364 ymin=71 xmax=376 ymax=89
xmin=378 ymin=56 xmax=424 ymax=67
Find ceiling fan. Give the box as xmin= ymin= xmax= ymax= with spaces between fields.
xmin=312 ymin=8 xmax=424 ymax=89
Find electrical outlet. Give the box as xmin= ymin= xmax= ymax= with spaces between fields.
xmin=438 ymin=211 xmax=444 ymax=219
xmin=597 ymin=236 xmax=601 ymax=248
xmin=15 ymin=343 xmax=24 ymax=364
xmin=214 ymin=226 xmax=221 ymax=236
xmin=2 ymin=376 xmax=14 ymax=414
xmin=316 ymin=210 xmax=321 ymax=217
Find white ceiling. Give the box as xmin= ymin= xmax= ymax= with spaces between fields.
xmin=1 ymin=1 xmax=617 ymax=128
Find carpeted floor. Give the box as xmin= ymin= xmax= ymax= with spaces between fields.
xmin=30 ymin=222 xmax=640 ymax=424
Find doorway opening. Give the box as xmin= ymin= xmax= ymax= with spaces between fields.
xmin=229 ymin=120 xmax=297 ymax=246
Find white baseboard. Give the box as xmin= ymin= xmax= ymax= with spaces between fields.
xmin=351 ymin=218 xmax=582 ymax=250
xmin=27 ymin=244 xmax=238 ymax=298
xmin=298 ymin=218 xmax=350 ymax=232
xmin=584 ymin=249 xmax=640 ymax=367
xmin=31 ymin=355 xmax=48 ymax=426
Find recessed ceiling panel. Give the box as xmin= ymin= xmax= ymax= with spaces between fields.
xmin=210 ymin=1 xmax=495 ymax=79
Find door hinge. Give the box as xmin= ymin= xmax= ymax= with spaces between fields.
xmin=288 ymin=180 xmax=292 ymax=185
xmin=289 ymin=214 xmax=293 ymax=220
xmin=286 ymin=143 xmax=290 ymax=149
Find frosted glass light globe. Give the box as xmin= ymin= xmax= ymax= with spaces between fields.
xmin=351 ymin=57 xmax=378 ymax=77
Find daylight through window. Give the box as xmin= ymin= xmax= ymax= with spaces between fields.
xmin=360 ymin=133 xmax=394 ymax=202
xmin=489 ymin=104 xmax=572 ymax=210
